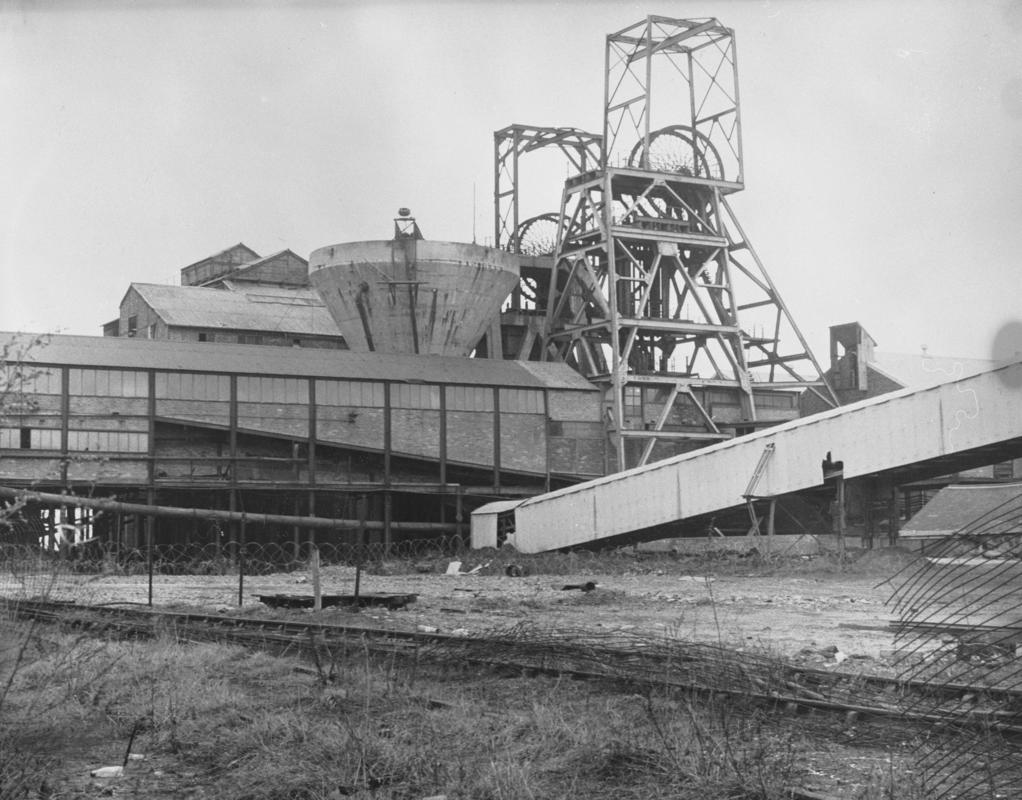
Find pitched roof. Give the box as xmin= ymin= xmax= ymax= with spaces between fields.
xmin=128 ymin=283 xmax=340 ymax=337
xmin=199 ymin=249 xmax=310 ymax=287
xmin=901 ymin=483 xmax=1022 ymax=538
xmin=7 ymin=332 xmax=599 ymax=391
xmin=237 ymin=249 xmax=308 ymax=269
xmin=181 ymin=242 xmax=260 ymax=272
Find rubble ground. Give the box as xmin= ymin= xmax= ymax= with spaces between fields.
xmin=61 ymin=546 xmax=919 ymax=672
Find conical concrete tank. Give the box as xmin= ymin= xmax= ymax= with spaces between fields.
xmin=309 ymin=239 xmax=519 ymax=356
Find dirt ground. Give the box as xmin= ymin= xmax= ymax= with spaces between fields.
xmin=49 ymin=548 xmax=917 ymax=674
xmin=6 ymin=548 xmax=943 ymax=799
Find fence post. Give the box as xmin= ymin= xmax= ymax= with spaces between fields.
xmin=238 ymin=516 xmax=246 ymax=607
xmin=354 ymin=494 xmax=367 ymax=610
xmin=145 ymin=510 xmax=154 ymax=607
xmin=835 ymin=475 xmax=846 ymax=558
xmin=311 ymin=545 xmax=322 ymax=612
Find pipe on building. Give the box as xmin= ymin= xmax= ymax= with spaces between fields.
xmin=0 ymin=486 xmax=458 ymax=533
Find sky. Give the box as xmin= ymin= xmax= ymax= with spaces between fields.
xmin=1 ymin=0 xmax=1021 ymax=366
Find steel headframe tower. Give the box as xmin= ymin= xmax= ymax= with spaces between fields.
xmin=491 ymin=125 xmax=603 ymax=359
xmin=543 ymin=16 xmax=837 ymax=471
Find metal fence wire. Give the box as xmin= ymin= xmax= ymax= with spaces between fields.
xmin=888 ymin=490 xmax=1022 ymax=799
xmin=0 ymin=534 xmax=676 ymax=605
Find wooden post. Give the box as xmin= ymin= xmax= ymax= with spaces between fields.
xmin=237 ymin=517 xmax=246 ymax=607
xmin=146 ymin=487 xmax=155 ymax=606
xmin=354 ymin=494 xmax=367 ymax=610
xmin=455 ymin=486 xmax=464 ymax=546
xmin=863 ymin=481 xmax=875 ymax=550
xmin=145 ymin=513 xmax=154 ymax=606
xmin=835 ymin=475 xmax=846 ymax=557
xmin=383 ymin=491 xmax=392 ymax=556
xmin=888 ymin=487 xmax=900 ymax=547
xmin=310 ymin=545 xmax=322 ymax=612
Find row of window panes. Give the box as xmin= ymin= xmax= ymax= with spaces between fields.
xmin=238 ymin=376 xmax=309 ymax=404
xmin=392 ymin=383 xmax=441 ymax=410
xmin=0 ymin=428 xmax=148 ymax=452
xmin=752 ymin=392 xmax=796 ymax=409
xmin=446 ymin=385 xmax=494 ymax=412
xmin=316 ymin=380 xmax=384 ymax=408
xmin=0 ymin=366 xmax=61 ymax=395
xmin=69 ymin=369 xmax=148 ymax=397
xmin=155 ymin=372 xmax=230 ymax=401
xmin=0 ymin=428 xmax=59 ymax=449
xmin=498 ymin=388 xmax=544 ymax=414
xmin=15 ymin=368 xmax=546 ymax=416
xmin=68 ymin=431 xmax=147 ymax=452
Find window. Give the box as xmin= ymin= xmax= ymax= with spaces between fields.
xmin=69 ymin=369 xmax=148 ymax=397
xmin=316 ymin=380 xmax=385 ymax=408
xmin=0 ymin=365 xmax=61 ymax=395
xmin=498 ymin=388 xmax=543 ymax=414
xmin=146 ymin=324 xmax=157 ymax=339
xmin=198 ymin=333 xmax=208 ymax=342
xmin=446 ymin=385 xmax=494 ymax=412
xmin=994 ymin=461 xmax=1015 ymax=481
xmin=623 ymin=386 xmax=642 ymax=417
xmin=3 ymin=428 xmax=59 ymax=449
xmin=155 ymin=372 xmax=230 ymax=401
xmin=127 ymin=316 xmax=138 ymax=337
xmin=67 ymin=431 xmax=146 ymax=452
xmin=392 ymin=383 xmax=441 ymax=409
xmin=237 ymin=376 xmax=309 ymax=404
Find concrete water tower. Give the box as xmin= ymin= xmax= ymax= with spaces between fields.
xmin=309 ymin=211 xmax=519 ymax=356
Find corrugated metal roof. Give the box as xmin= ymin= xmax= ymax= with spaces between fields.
xmin=901 ymin=483 xmax=1022 ymax=538
xmin=5 ymin=332 xmax=598 ymax=390
xmin=181 ymin=242 xmax=260 ymax=272
xmin=240 ymin=249 xmax=308 ymax=269
xmin=129 ymin=283 xmax=339 ymax=337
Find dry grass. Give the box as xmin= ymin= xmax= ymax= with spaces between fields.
xmin=0 ymin=612 xmax=935 ymax=800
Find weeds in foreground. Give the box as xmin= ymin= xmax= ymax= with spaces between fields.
xmin=0 ymin=616 xmax=936 ymax=800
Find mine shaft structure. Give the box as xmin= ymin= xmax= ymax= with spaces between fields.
xmin=532 ymin=16 xmax=837 ymax=470
xmin=492 ymin=125 xmax=603 ymax=360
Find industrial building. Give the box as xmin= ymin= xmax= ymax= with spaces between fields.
xmin=3 ymin=15 xmax=1019 ymax=555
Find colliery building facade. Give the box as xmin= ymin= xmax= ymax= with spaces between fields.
xmin=102 ymin=244 xmax=346 ymax=349
xmin=1 ymin=332 xmax=604 ymax=550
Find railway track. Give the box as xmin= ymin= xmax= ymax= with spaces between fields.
xmin=7 ymin=598 xmax=1022 ymax=738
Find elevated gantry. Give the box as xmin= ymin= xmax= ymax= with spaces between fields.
xmin=495 ymin=16 xmax=838 ymax=471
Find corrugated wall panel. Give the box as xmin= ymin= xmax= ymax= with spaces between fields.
xmin=500 ymin=362 xmax=1022 ymax=552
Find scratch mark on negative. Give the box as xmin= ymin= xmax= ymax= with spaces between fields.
xmin=921 ymin=352 xmax=979 ymax=448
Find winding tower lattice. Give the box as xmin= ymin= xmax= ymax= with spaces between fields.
xmin=492 ymin=125 xmax=602 ymax=360
xmin=537 ymin=16 xmax=836 ymax=470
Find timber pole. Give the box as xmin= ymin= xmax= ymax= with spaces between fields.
xmin=0 ymin=486 xmax=458 ymax=534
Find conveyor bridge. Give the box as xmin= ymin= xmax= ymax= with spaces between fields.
xmin=472 ymin=360 xmax=1022 ymax=553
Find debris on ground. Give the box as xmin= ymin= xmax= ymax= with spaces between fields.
xmin=560 ymin=581 xmax=598 ymax=592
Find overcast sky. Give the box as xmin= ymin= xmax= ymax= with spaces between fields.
xmin=2 ymin=0 xmax=1020 ymax=365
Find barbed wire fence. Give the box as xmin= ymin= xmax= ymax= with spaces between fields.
xmin=0 ymin=522 xmax=733 ymax=607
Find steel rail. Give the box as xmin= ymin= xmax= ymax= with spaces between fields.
xmin=7 ymin=598 xmax=1022 ymax=737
